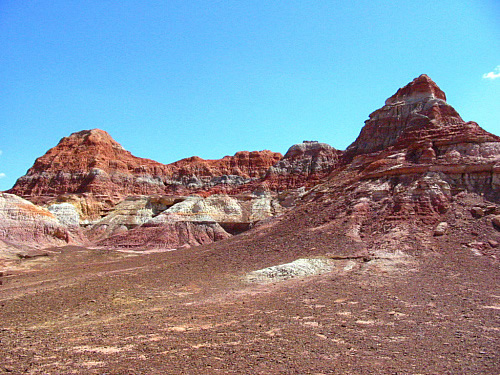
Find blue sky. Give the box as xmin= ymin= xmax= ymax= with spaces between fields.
xmin=1 ymin=0 xmax=499 ymax=190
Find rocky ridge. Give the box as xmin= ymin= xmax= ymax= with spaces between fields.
xmin=0 ymin=74 xmax=498 ymax=375
xmin=1 ymin=74 xmax=499 ymax=257
xmin=7 ymin=129 xmax=282 ymax=212
xmin=264 ymin=141 xmax=343 ymax=190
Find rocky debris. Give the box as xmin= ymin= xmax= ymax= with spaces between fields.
xmin=471 ymin=206 xmax=485 ymax=218
xmin=265 ymin=141 xmax=342 ymax=190
xmin=0 ymin=239 xmax=48 ymax=261
xmin=0 ymin=193 xmax=78 ymax=255
xmin=246 ymin=258 xmax=335 ymax=283
xmin=7 ymin=129 xmax=282 ymax=214
xmin=488 ymin=239 xmax=498 ymax=248
xmin=434 ymin=222 xmax=449 ymax=236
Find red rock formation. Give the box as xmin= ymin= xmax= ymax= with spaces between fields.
xmin=8 ymin=129 xmax=282 ymax=209
xmin=264 ymin=141 xmax=343 ymax=191
xmin=301 ymin=74 xmax=500 ymax=257
xmin=98 ymin=219 xmax=231 ymax=250
xmin=343 ymin=74 xmax=498 ymax=162
xmin=5 ymin=74 xmax=500 ymax=256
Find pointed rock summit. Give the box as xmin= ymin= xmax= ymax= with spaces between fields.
xmin=385 ymin=74 xmax=446 ymax=104
xmin=343 ymin=74 xmax=491 ymax=161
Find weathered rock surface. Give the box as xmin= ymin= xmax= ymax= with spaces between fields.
xmin=296 ymin=74 xmax=500 ymax=258
xmin=265 ymin=141 xmax=342 ymax=190
xmin=2 ymin=74 xmax=499 ymax=256
xmin=7 ymin=129 xmax=282 ymax=217
xmin=47 ymin=203 xmax=80 ymax=227
xmin=148 ymin=193 xmax=283 ymax=234
xmin=98 ymin=218 xmax=231 ymax=250
xmin=0 ymin=193 xmax=77 ymax=255
xmin=246 ymin=258 xmax=335 ymax=283
xmin=434 ymin=221 xmax=449 ymax=236
xmin=341 ymin=75 xmax=500 ymax=203
xmin=86 ymin=195 xmax=185 ymax=241
xmin=94 ymin=192 xmax=284 ymax=248
xmin=0 ymin=75 xmax=498 ymax=375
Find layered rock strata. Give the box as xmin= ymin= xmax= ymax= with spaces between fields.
xmin=8 ymin=129 xmax=282 ymax=212
xmin=265 ymin=141 xmax=342 ymax=190
xmin=94 ymin=192 xmax=284 ymax=248
xmin=98 ymin=217 xmax=231 ymax=250
xmin=3 ymin=74 xmax=499 ymax=256
xmin=86 ymin=195 xmax=185 ymax=241
xmin=0 ymin=193 xmax=79 ymax=257
xmin=299 ymin=74 xmax=500 ymax=257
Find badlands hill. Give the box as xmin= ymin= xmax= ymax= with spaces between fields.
xmin=0 ymin=75 xmax=498 ymax=374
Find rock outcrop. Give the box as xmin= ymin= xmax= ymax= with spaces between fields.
xmin=341 ymin=75 xmax=499 ymax=201
xmin=265 ymin=141 xmax=342 ymax=190
xmin=98 ymin=216 xmax=231 ymax=250
xmin=47 ymin=203 xmax=81 ymax=227
xmin=299 ymin=74 xmax=500 ymax=257
xmin=87 ymin=195 xmax=185 ymax=241
xmin=146 ymin=193 xmax=283 ymax=234
xmin=0 ymin=193 xmax=78 ymax=257
xmin=7 ymin=129 xmax=282 ymax=216
xmin=93 ymin=192 xmax=284 ymax=248
xmin=2 ymin=74 xmax=499 ymax=256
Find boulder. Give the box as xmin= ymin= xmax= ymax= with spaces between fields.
xmin=434 ymin=222 xmax=449 ymax=236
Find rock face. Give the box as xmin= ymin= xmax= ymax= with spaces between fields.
xmin=147 ymin=193 xmax=283 ymax=234
xmin=0 ymin=193 xmax=77 ymax=256
xmin=47 ymin=203 xmax=81 ymax=227
xmin=2 ymin=74 xmax=499 ymax=255
xmin=344 ymin=74 xmax=499 ymax=162
xmin=93 ymin=192 xmax=283 ymax=248
xmin=297 ymin=74 xmax=500 ymax=257
xmin=265 ymin=141 xmax=342 ymax=190
xmin=98 ymin=217 xmax=231 ymax=250
xmin=341 ymin=74 xmax=500 ymax=202
xmin=7 ymin=129 xmax=282 ymax=212
xmin=86 ymin=195 xmax=185 ymax=241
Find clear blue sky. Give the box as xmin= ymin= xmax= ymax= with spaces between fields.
xmin=1 ymin=0 xmax=499 ymax=190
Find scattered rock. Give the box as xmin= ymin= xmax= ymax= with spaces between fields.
xmin=433 ymin=222 xmax=449 ymax=236
xmin=488 ymin=239 xmax=499 ymax=248
xmin=471 ymin=207 xmax=485 ymax=218
xmin=492 ymin=215 xmax=500 ymax=230
xmin=246 ymin=258 xmax=335 ymax=283
xmin=485 ymin=205 xmax=499 ymax=215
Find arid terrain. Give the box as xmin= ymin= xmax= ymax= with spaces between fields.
xmin=1 ymin=75 xmax=499 ymax=374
